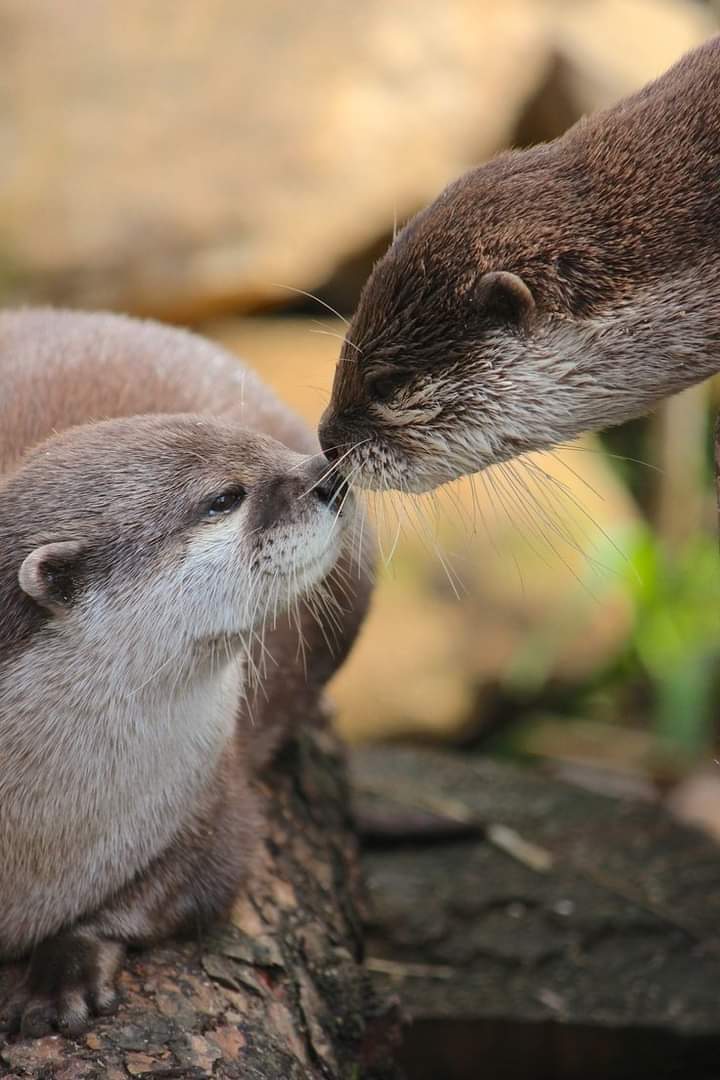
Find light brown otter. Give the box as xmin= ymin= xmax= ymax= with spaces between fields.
xmin=319 ymin=36 xmax=720 ymax=492
xmin=0 ymin=308 xmax=373 ymax=1038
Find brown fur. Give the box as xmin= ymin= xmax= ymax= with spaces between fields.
xmin=320 ymin=37 xmax=720 ymax=490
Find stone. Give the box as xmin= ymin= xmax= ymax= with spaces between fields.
xmin=0 ymin=0 xmax=712 ymax=320
xmin=0 ymin=0 xmax=548 ymax=319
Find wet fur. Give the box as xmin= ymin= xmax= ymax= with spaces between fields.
xmin=320 ymin=37 xmax=720 ymax=490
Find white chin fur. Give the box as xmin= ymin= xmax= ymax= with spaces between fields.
xmin=264 ymin=528 xmax=344 ymax=593
xmin=179 ymin=501 xmax=347 ymax=643
xmin=347 ymin=442 xmax=482 ymax=494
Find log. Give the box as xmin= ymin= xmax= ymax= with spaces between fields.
xmin=353 ymin=744 xmax=720 ymax=1080
xmin=0 ymin=726 xmax=402 ymax=1080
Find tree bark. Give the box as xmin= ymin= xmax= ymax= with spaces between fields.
xmin=0 ymin=725 xmax=402 ymax=1080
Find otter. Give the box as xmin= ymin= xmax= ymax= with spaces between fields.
xmin=0 ymin=308 xmax=372 ymax=1038
xmin=319 ymin=36 xmax=720 ymax=493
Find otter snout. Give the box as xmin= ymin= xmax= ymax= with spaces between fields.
xmin=252 ymin=457 xmax=348 ymax=533
xmin=310 ymin=458 xmax=348 ymax=508
xmin=318 ymin=416 xmax=351 ymax=471
xmin=319 ymin=427 xmax=340 ymax=462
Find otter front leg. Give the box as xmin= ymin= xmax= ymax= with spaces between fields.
xmin=0 ymin=745 xmax=257 ymax=1038
xmin=0 ymin=932 xmax=124 ymax=1037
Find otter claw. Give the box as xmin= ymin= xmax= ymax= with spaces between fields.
xmin=0 ymin=993 xmax=25 ymax=1034
xmin=20 ymin=999 xmax=57 ymax=1038
xmin=0 ymin=932 xmax=124 ymax=1039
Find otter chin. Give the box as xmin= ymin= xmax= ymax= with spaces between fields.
xmin=0 ymin=307 xmax=372 ymax=1038
xmin=319 ymin=37 xmax=720 ymax=493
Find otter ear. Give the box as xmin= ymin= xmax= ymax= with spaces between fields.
xmin=19 ymin=540 xmax=86 ymax=613
xmin=476 ymin=271 xmax=535 ymax=332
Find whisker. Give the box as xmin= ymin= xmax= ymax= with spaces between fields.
xmin=522 ymin=456 xmax=633 ymax=573
xmin=493 ymin=463 xmax=599 ymax=598
xmin=298 ymin=440 xmax=371 ymax=499
xmin=309 ymin=323 xmax=363 ymax=355
xmin=271 ymin=283 xmax=349 ymax=326
xmin=556 ymin=441 xmax=662 ymax=473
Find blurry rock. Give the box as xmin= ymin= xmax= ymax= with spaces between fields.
xmin=545 ymin=0 xmax=717 ymax=118
xmin=668 ymin=765 xmax=720 ymax=842
xmin=0 ymin=0 xmax=548 ymax=320
xmin=519 ymin=717 xmax=660 ymax=780
xmin=514 ymin=0 xmax=716 ymax=147
xmin=212 ymin=317 xmax=640 ymax=743
xmin=0 ymin=0 xmax=713 ymax=320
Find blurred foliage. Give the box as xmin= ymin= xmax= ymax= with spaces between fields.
xmin=496 ymin=466 xmax=720 ymax=772
xmin=597 ymin=525 xmax=720 ymax=761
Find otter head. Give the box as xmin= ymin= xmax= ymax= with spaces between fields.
xmin=318 ymin=156 xmax=671 ymax=493
xmin=0 ymin=414 xmax=350 ymax=678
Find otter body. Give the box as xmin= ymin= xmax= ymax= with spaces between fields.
xmin=0 ymin=309 xmax=371 ymax=1036
xmin=320 ymin=37 xmax=720 ymax=490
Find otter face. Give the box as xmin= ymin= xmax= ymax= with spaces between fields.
xmin=317 ymin=169 xmax=636 ymax=494
xmin=3 ymin=414 xmax=350 ymax=673
xmin=318 ymin=212 xmax=556 ymax=494
xmin=317 ymin=276 xmax=548 ymax=494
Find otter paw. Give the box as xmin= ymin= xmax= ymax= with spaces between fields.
xmin=0 ymin=933 xmax=124 ymax=1038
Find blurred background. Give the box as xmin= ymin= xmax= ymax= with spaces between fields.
xmin=3 ymin=0 xmax=720 ymax=832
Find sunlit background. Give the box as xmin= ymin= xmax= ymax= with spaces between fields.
xmin=4 ymin=0 xmax=720 ymax=832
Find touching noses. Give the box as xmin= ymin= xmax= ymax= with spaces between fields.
xmin=311 ymin=459 xmax=348 ymax=507
xmin=318 ymin=412 xmax=345 ymax=465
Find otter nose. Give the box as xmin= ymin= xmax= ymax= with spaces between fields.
xmin=318 ymin=416 xmax=347 ymax=465
xmin=311 ymin=462 xmax=348 ymax=508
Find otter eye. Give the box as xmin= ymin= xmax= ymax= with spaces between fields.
xmin=369 ymin=371 xmax=403 ymax=402
xmin=205 ymin=488 xmax=246 ymax=518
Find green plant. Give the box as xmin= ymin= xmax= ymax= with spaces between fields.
xmin=592 ymin=524 xmax=720 ymax=760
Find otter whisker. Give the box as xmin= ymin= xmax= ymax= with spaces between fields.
xmin=499 ymin=462 xmax=604 ymax=600
xmin=441 ymin=481 xmax=475 ymax=537
xmin=286 ymin=448 xmax=340 ymax=473
xmin=328 ymin=463 xmax=363 ymax=538
xmin=391 ymin=479 xmax=467 ymax=599
xmin=384 ymin=511 xmax=403 ymax=567
xmin=556 ymin=442 xmax=662 ymax=473
xmin=467 ymin=472 xmax=482 ymax=535
xmin=498 ymin=461 xmax=587 ymax=572
xmin=496 ymin=467 xmax=579 ymax=595
xmin=326 ymin=567 xmax=357 ymax=612
xmin=502 ymin=460 xmax=596 ymax=563
xmin=298 ymin=440 xmax=370 ymax=500
xmin=522 ymin=456 xmax=633 ymax=572
xmin=514 ymin=460 xmax=608 ymax=565
xmin=270 ymin=283 xmax=349 ymax=326
xmin=307 ymin=582 xmax=343 ymax=645
xmin=251 ymin=628 xmax=277 ymax=671
xmin=479 ymin=470 xmax=528 ymax=596
xmin=545 ymin=449 xmax=604 ymax=503
xmin=309 ymin=323 xmax=363 ymax=355
xmin=354 ymin=493 xmax=371 ymax=578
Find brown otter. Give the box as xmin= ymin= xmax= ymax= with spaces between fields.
xmin=319 ymin=36 xmax=720 ymax=492
xmin=0 ymin=308 xmax=373 ymax=1037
